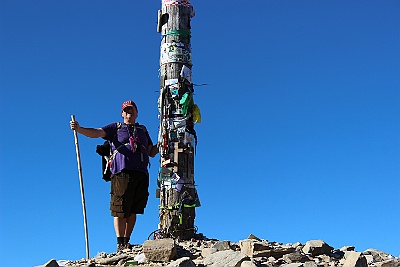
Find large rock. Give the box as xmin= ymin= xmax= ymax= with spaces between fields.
xmin=302 ymin=240 xmax=333 ymax=256
xmin=203 ymin=250 xmax=249 ymax=267
xmin=143 ymin=238 xmax=177 ymax=262
xmin=363 ymin=249 xmax=395 ymax=262
xmin=239 ymin=239 xmax=271 ymax=257
xmin=364 ymin=254 xmax=374 ymax=264
xmin=343 ymin=251 xmax=367 ymax=267
xmin=166 ymin=257 xmax=196 ymax=267
xmin=202 ymin=248 xmax=218 ymax=257
xmin=303 ymin=262 xmax=318 ymax=267
xmin=95 ymin=254 xmax=127 ymax=265
xmin=283 ymin=251 xmax=309 ymax=263
xmin=34 ymin=259 xmax=59 ymax=267
xmin=241 ymin=260 xmax=258 ymax=267
xmin=330 ymin=249 xmax=345 ymax=259
xmin=270 ymin=246 xmax=296 ymax=257
xmin=212 ymin=240 xmax=231 ymax=251
xmin=247 ymin=233 xmax=262 ymax=241
xmin=375 ymin=260 xmax=399 ymax=267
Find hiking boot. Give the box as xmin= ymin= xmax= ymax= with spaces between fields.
xmin=117 ymin=243 xmax=133 ymax=252
xmin=117 ymin=243 xmax=126 ymax=252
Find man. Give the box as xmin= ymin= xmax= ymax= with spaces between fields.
xmin=70 ymin=100 xmax=158 ymax=251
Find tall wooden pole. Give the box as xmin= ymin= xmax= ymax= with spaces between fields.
xmin=71 ymin=115 xmax=90 ymax=259
xmin=156 ymin=0 xmax=200 ymax=240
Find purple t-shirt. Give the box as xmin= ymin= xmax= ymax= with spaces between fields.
xmin=102 ymin=122 xmax=153 ymax=175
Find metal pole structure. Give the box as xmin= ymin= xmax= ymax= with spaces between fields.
xmin=71 ymin=115 xmax=90 ymax=259
xmin=156 ymin=0 xmax=200 ymax=240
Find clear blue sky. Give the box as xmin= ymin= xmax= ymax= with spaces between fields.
xmin=1 ymin=1 xmax=399 ymax=266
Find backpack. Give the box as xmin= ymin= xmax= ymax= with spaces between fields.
xmin=95 ymin=122 xmax=148 ymax=182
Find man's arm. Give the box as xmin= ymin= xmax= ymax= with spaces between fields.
xmin=148 ymin=144 xmax=159 ymax=158
xmin=70 ymin=121 xmax=106 ymax=138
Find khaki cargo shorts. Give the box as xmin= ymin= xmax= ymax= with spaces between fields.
xmin=110 ymin=170 xmax=149 ymax=218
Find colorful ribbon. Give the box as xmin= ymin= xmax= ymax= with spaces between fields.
xmin=162 ymin=0 xmax=192 ymax=8
xmin=164 ymin=29 xmax=192 ymax=39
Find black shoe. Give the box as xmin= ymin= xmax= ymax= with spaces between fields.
xmin=117 ymin=243 xmax=126 ymax=252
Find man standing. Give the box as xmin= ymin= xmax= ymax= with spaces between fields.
xmin=70 ymin=100 xmax=158 ymax=251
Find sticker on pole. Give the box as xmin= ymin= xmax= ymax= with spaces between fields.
xmin=160 ymin=42 xmax=192 ymax=65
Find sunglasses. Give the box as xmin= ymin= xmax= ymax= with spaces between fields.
xmin=123 ymin=107 xmax=135 ymax=113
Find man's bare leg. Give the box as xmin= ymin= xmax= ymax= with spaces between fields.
xmin=114 ymin=214 xmax=136 ymax=248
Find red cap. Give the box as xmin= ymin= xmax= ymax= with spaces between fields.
xmin=122 ymin=100 xmax=138 ymax=112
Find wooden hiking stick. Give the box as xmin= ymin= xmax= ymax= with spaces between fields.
xmin=71 ymin=115 xmax=90 ymax=259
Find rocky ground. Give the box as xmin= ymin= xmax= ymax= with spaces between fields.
xmin=36 ymin=234 xmax=399 ymax=267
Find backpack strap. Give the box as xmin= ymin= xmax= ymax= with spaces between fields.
xmin=135 ymin=124 xmax=150 ymax=156
xmin=103 ymin=122 xmax=127 ymax=174
xmin=135 ymin=124 xmax=151 ymax=167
